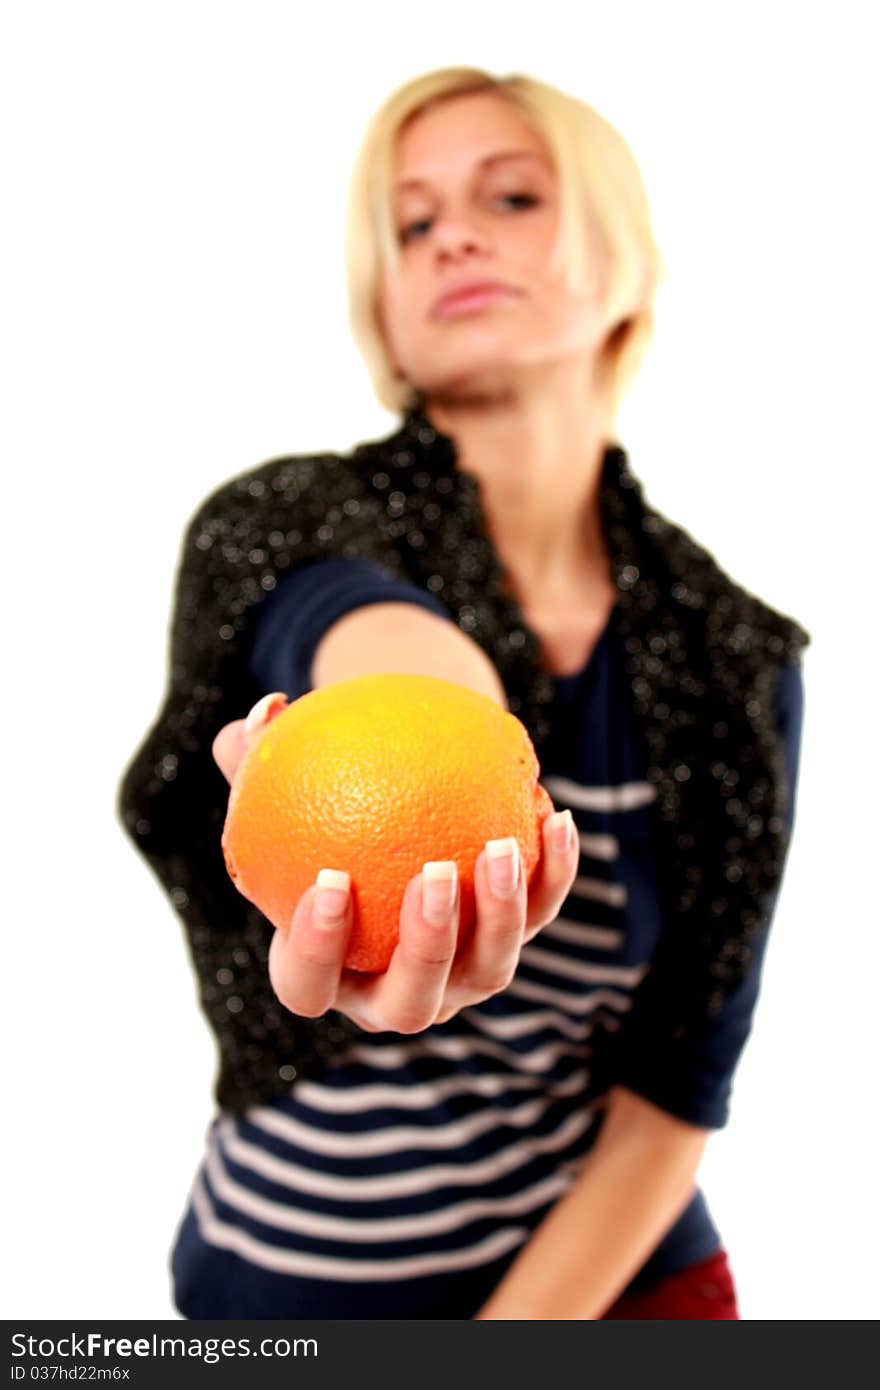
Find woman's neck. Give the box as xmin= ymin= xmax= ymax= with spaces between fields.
xmin=422 ymin=361 xmax=614 ymax=603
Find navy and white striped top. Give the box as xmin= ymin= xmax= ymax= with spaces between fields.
xmin=170 ymin=557 xmax=804 ymax=1320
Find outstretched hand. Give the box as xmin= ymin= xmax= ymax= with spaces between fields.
xmin=213 ymin=691 xmax=579 ymax=1034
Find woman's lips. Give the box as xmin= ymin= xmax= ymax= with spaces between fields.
xmin=432 ymin=284 xmax=520 ymax=320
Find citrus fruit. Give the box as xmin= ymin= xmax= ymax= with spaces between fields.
xmin=221 ymin=672 xmax=554 ymax=972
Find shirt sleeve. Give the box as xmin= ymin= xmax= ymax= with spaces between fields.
xmin=246 ymin=556 xmax=455 ymax=700
xmin=615 ymin=659 xmax=806 ymax=1130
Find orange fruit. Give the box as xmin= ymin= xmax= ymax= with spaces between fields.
xmin=221 ymin=672 xmax=554 ymax=972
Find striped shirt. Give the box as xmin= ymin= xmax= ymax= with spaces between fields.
xmin=170 ymin=557 xmax=804 ymax=1319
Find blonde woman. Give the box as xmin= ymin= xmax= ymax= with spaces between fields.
xmin=118 ymin=67 xmax=808 ymax=1320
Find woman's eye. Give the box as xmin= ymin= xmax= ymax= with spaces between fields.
xmin=495 ymin=191 xmax=540 ymax=211
xmin=399 ymin=217 xmax=433 ymax=244
xmin=398 ymin=193 xmax=540 ymax=245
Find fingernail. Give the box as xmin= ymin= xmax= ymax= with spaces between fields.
xmin=245 ymin=692 xmax=288 ymax=735
xmin=421 ymin=861 xmax=458 ymax=923
xmin=486 ymin=838 xmax=520 ymax=899
xmin=313 ymin=868 xmax=350 ymax=928
xmin=548 ymin=809 xmax=576 ymax=853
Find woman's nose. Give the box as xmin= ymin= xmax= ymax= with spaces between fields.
xmin=432 ymin=219 xmax=493 ymax=260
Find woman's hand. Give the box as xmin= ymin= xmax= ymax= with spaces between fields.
xmin=212 ymin=691 xmax=580 ymax=1034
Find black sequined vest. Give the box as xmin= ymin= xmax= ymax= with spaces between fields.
xmin=116 ymin=407 xmax=810 ymax=1114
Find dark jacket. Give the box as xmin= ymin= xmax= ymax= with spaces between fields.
xmin=116 ymin=405 xmax=810 ymax=1114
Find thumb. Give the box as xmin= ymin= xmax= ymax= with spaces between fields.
xmin=212 ymin=719 xmax=249 ymax=786
xmin=213 ymin=692 xmax=289 ymax=786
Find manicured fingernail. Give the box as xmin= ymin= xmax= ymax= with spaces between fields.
xmin=421 ymin=861 xmax=457 ymax=923
xmin=313 ymin=868 xmax=350 ymax=927
xmin=245 ymin=692 xmax=288 ymax=735
xmin=486 ymin=838 xmax=520 ymax=899
xmin=548 ymin=809 xmax=576 ymax=853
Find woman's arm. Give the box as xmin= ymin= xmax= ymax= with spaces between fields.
xmin=215 ymin=568 xmax=581 ymax=1038
xmin=312 ymin=599 xmax=508 ymax=706
xmin=215 ymin=596 xmax=507 ymax=783
xmin=474 ymin=1084 xmax=710 ymax=1320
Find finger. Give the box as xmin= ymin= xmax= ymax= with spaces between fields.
xmin=339 ymin=863 xmax=459 ymax=1034
xmin=212 ymin=719 xmax=248 ymax=785
xmin=523 ymin=809 xmax=580 ymax=942
xmin=244 ymin=691 xmax=289 ymax=735
xmin=268 ymin=869 xmax=352 ymax=1018
xmin=442 ymin=838 xmax=526 ymax=1010
xmin=212 ymin=693 xmax=289 ymax=786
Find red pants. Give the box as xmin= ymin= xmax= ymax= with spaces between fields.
xmin=601 ymin=1248 xmax=739 ymax=1320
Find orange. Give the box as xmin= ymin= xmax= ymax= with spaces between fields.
xmin=221 ymin=673 xmax=554 ymax=972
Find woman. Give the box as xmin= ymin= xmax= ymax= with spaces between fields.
xmin=117 ymin=67 xmax=809 ymax=1319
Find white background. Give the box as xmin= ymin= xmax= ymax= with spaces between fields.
xmin=4 ymin=0 xmax=878 ymax=1320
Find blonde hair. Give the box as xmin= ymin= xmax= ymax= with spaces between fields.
xmin=344 ymin=67 xmax=667 ymax=431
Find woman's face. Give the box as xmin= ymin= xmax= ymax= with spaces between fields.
xmin=377 ymin=91 xmax=611 ymax=400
